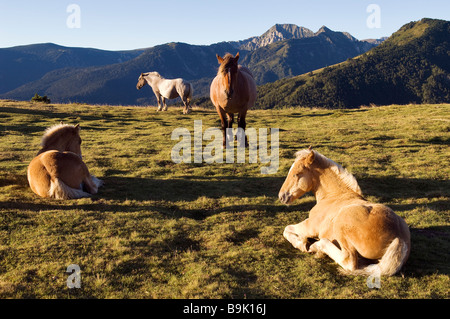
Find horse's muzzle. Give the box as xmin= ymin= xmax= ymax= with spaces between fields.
xmin=225 ymin=89 xmax=234 ymax=100
xmin=279 ymin=192 xmax=292 ymax=205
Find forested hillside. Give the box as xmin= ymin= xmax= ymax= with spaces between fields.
xmin=256 ymin=18 xmax=450 ymax=109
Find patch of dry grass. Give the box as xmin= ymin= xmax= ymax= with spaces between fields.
xmin=0 ymin=100 xmax=448 ymax=298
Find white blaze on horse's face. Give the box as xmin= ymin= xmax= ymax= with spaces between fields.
xmin=279 ymin=151 xmax=315 ymax=204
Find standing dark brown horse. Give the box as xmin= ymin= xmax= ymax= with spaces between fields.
xmin=210 ymin=52 xmax=257 ymax=147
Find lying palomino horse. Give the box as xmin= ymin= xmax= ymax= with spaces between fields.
xmin=210 ymin=52 xmax=257 ymax=147
xmin=27 ymin=123 xmax=102 ymax=199
xmin=136 ymin=72 xmax=193 ymax=114
xmin=279 ymin=147 xmax=410 ymax=276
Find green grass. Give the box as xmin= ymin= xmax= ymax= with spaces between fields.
xmin=0 ymin=100 xmax=449 ymax=298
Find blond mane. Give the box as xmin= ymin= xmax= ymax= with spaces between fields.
xmin=295 ymin=149 xmax=362 ymax=195
xmin=41 ymin=123 xmax=77 ymax=147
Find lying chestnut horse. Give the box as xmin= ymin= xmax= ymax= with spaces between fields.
xmin=279 ymin=147 xmax=410 ymax=276
xmin=27 ymin=123 xmax=102 ymax=199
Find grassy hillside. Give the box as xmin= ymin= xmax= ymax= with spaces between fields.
xmin=0 ymin=100 xmax=449 ymax=299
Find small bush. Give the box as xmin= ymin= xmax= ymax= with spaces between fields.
xmin=31 ymin=93 xmax=51 ymax=104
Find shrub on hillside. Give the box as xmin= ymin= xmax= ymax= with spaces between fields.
xmin=31 ymin=93 xmax=51 ymax=104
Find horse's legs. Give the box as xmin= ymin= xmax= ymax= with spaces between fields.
xmin=226 ymin=113 xmax=234 ymax=129
xmin=182 ymin=97 xmax=191 ymax=114
xmin=156 ymin=94 xmax=163 ymax=111
xmin=78 ymin=162 xmax=102 ymax=195
xmin=162 ymin=97 xmax=168 ymax=111
xmin=283 ymin=219 xmax=318 ymax=253
xmin=237 ymin=110 xmax=248 ymax=147
xmin=82 ymin=174 xmax=103 ymax=195
xmin=225 ymin=113 xmax=234 ymax=148
xmin=186 ymin=95 xmax=191 ymax=113
xmin=215 ymin=107 xmax=228 ymax=147
xmin=82 ymin=175 xmax=99 ymax=194
xmin=309 ymin=238 xmax=358 ymax=272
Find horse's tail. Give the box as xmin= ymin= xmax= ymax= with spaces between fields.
xmin=48 ymin=177 xmax=91 ymax=199
xmin=347 ymin=237 xmax=409 ymax=277
xmin=377 ymin=237 xmax=409 ymax=276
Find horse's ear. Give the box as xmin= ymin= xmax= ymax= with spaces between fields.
xmin=235 ymin=52 xmax=240 ymax=61
xmin=74 ymin=124 xmax=80 ymax=131
xmin=308 ymin=145 xmax=313 ymax=151
xmin=305 ymin=150 xmax=315 ymax=167
xmin=216 ymin=54 xmax=224 ymax=64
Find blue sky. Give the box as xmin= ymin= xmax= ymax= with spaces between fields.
xmin=0 ymin=0 xmax=449 ymax=50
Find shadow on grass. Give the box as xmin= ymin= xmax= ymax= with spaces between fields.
xmin=358 ymin=176 xmax=450 ymax=201
xmin=0 ymin=106 xmax=110 ymax=137
xmin=2 ymin=174 xmax=448 ymax=277
xmin=0 ymin=200 xmax=310 ymax=222
xmin=0 ymin=105 xmax=145 ymax=135
xmin=404 ymin=226 xmax=450 ymax=277
xmin=99 ymin=175 xmax=286 ymax=202
xmin=0 ymin=106 xmax=106 ymax=122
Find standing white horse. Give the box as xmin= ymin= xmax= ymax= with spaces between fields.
xmin=136 ymin=72 xmax=193 ymax=114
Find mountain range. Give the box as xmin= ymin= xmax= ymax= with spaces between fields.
xmin=0 ymin=44 xmax=143 ymax=95
xmin=256 ymin=18 xmax=450 ymax=108
xmin=0 ymin=24 xmax=382 ymax=105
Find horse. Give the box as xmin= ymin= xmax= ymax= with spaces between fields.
xmin=136 ymin=72 xmax=193 ymax=114
xmin=279 ymin=147 xmax=410 ymax=276
xmin=27 ymin=123 xmax=103 ymax=199
xmin=210 ymin=52 xmax=257 ymax=147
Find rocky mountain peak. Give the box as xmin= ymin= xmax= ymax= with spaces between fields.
xmin=315 ymin=25 xmax=333 ymax=35
xmin=237 ymin=24 xmax=314 ymax=51
xmin=265 ymin=24 xmax=315 ymax=40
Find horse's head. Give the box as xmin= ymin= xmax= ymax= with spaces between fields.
xmin=39 ymin=123 xmax=82 ymax=157
xmin=217 ymin=52 xmax=239 ymax=100
xmin=136 ymin=73 xmax=147 ymax=90
xmin=279 ymin=147 xmax=316 ymax=205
